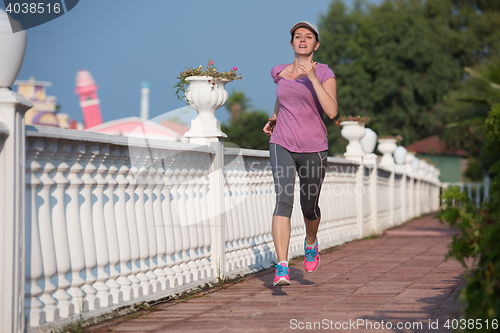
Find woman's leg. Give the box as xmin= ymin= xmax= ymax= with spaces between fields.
xmin=296 ymin=150 xmax=328 ymax=244
xmin=304 ymin=216 xmax=320 ymax=246
xmin=272 ymin=215 xmax=291 ymax=262
xmin=269 ymin=144 xmax=296 ymax=263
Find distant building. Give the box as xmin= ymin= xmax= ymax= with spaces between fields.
xmin=75 ymin=69 xmax=103 ymax=129
xmin=86 ymin=81 xmax=190 ymax=142
xmin=14 ymin=77 xmax=69 ymax=128
xmin=88 ymin=117 xmax=189 ymax=142
xmin=406 ymin=135 xmax=467 ymax=183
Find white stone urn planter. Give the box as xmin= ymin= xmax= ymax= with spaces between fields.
xmin=405 ymin=151 xmax=416 ymax=173
xmin=340 ymin=121 xmax=366 ymax=159
xmin=183 ymin=76 xmax=229 ymax=138
xmin=393 ymin=146 xmax=407 ymax=165
xmin=419 ymin=160 xmax=429 ymax=177
xmin=360 ymin=128 xmax=377 ymax=154
xmin=412 ymin=157 xmax=420 ymax=173
xmin=0 ymin=10 xmax=27 ymax=88
xmin=377 ymin=138 xmax=397 ymax=167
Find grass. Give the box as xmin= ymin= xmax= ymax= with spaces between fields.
xmin=359 ymin=234 xmax=379 ymax=241
xmin=216 ymin=260 xmax=226 ymax=287
xmin=52 ymin=297 xmax=86 ymax=333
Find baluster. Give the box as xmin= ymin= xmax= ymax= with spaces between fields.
xmin=252 ymin=163 xmax=265 ymax=263
xmin=246 ymin=165 xmax=259 ymax=266
xmin=102 ymin=145 xmax=123 ymax=304
xmin=268 ymin=169 xmax=278 ymax=261
xmin=50 ymin=141 xmax=74 ymax=317
xmin=159 ymin=153 xmax=178 ymax=288
xmin=263 ymin=166 xmax=274 ymax=261
xmin=131 ymin=149 xmax=155 ymax=295
xmin=35 ymin=140 xmax=60 ymax=321
xmin=25 ymin=139 xmax=46 ymax=327
xmin=125 ymin=160 xmax=143 ymax=297
xmin=184 ymin=163 xmax=201 ymax=281
xmin=249 ymin=159 xmax=265 ymax=263
xmin=150 ymin=149 xmax=169 ymax=290
xmin=232 ymin=169 xmax=246 ymax=267
xmin=91 ymin=144 xmax=112 ymax=307
xmin=64 ymin=143 xmax=87 ymax=313
xmin=191 ymin=153 xmax=207 ymax=279
xmin=239 ymin=168 xmax=254 ymax=266
xmin=228 ymin=169 xmax=243 ymax=270
xmin=114 ymin=147 xmax=134 ymax=301
xmin=176 ymin=156 xmax=194 ymax=283
xmin=199 ymin=157 xmax=212 ymax=278
xmin=142 ymin=150 xmax=161 ymax=292
xmin=223 ymin=168 xmax=236 ymax=272
xmin=169 ymin=163 xmax=188 ymax=285
xmin=78 ymin=144 xmax=99 ymax=310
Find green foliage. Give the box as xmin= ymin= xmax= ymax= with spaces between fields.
xmin=483 ymin=104 xmax=500 ymax=180
xmin=315 ymin=0 xmax=500 ymax=155
xmin=221 ymin=90 xmax=271 ymax=150
xmin=438 ymin=103 xmax=500 ymax=330
xmin=439 ymin=186 xmax=483 ymax=266
xmin=463 ymin=158 xmax=484 ymax=182
xmin=221 ymin=110 xmax=270 ymax=150
xmin=440 ymin=56 xmax=500 ymax=162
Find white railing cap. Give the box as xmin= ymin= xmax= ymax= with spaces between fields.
xmin=26 ymin=125 xmax=215 ymax=154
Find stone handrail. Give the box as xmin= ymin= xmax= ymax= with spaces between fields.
xmin=19 ymin=125 xmax=440 ymax=331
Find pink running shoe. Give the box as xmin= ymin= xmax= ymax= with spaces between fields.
xmin=273 ymin=262 xmax=291 ymax=286
xmin=304 ymin=238 xmax=320 ymax=272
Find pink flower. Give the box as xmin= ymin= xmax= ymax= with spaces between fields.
xmin=233 ymin=67 xmax=237 ymax=71
xmin=208 ymin=60 xmax=214 ymax=66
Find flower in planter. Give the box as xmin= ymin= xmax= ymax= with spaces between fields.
xmin=337 ymin=115 xmax=371 ymax=125
xmin=380 ymin=134 xmax=403 ymax=143
xmin=173 ymin=58 xmax=242 ymax=103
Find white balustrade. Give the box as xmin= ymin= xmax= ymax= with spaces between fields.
xmin=1 ymin=124 xmax=441 ymax=332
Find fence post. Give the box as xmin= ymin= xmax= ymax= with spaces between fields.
xmin=395 ymin=165 xmax=406 ymax=223
xmin=0 ymin=88 xmax=32 ymax=333
xmin=185 ymin=100 xmax=227 ymax=278
xmin=363 ymin=154 xmax=378 ymax=234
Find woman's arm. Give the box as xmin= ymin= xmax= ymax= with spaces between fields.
xmin=263 ymin=97 xmax=280 ymax=136
xmin=297 ymin=62 xmax=338 ymax=119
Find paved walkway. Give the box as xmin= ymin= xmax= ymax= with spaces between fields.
xmin=86 ymin=215 xmax=465 ymax=333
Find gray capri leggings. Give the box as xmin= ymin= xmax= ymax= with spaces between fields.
xmin=270 ymin=143 xmax=328 ymax=220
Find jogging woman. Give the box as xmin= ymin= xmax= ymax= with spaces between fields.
xmin=263 ymin=21 xmax=338 ymax=286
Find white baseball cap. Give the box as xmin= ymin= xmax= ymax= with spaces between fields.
xmin=290 ymin=21 xmax=319 ymax=41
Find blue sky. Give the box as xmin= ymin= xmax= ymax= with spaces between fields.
xmin=3 ymin=0 xmax=381 ymax=126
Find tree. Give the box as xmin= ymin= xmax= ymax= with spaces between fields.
xmin=221 ymin=90 xmax=271 ymax=150
xmin=315 ymin=0 xmax=500 ymax=155
xmin=439 ymin=56 xmax=500 ymax=180
xmin=225 ymin=90 xmax=250 ymax=120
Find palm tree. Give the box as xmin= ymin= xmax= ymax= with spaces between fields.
xmin=446 ymin=56 xmax=500 ymax=130
xmin=226 ymin=90 xmax=250 ymax=120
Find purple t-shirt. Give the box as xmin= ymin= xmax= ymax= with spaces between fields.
xmin=270 ymin=63 xmax=335 ymax=153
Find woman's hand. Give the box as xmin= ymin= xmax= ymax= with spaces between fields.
xmin=263 ymin=117 xmax=277 ymax=136
xmin=297 ymin=61 xmax=318 ymax=81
